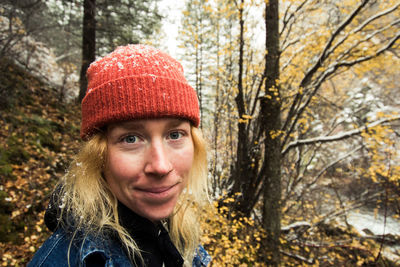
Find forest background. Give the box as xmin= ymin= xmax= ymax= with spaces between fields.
xmin=1 ymin=0 xmax=400 ymax=266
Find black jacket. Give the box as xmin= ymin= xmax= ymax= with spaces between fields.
xmin=43 ymin=190 xmax=184 ymax=267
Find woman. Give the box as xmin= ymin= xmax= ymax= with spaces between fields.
xmin=29 ymin=45 xmax=211 ymax=267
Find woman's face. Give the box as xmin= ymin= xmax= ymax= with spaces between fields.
xmin=104 ymin=118 xmax=194 ymax=222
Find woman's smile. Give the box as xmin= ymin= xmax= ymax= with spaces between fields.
xmin=138 ymin=185 xmax=175 ymax=194
xmin=134 ymin=182 xmax=180 ymax=200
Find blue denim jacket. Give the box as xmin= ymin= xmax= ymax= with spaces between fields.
xmin=28 ymin=228 xmax=211 ymax=267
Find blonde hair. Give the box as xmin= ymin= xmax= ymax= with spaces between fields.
xmin=56 ymin=126 xmax=208 ymax=265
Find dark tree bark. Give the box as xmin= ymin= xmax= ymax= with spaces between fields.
xmin=228 ymin=0 xmax=281 ymax=228
xmin=78 ymin=0 xmax=96 ymax=102
xmin=231 ymin=0 xmax=248 ymax=198
xmin=260 ymin=0 xmax=281 ymax=265
xmin=229 ymin=0 xmax=261 ymax=217
xmin=227 ymin=0 xmax=282 ymax=263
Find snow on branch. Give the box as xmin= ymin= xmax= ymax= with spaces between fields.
xmin=282 ymin=1 xmax=373 ymax=143
xmin=280 ymin=0 xmax=310 ymax=51
xmin=282 ymin=115 xmax=400 ymax=155
xmin=300 ymin=0 xmax=369 ymax=88
xmin=326 ymin=3 xmax=400 ymax=60
xmin=336 ymin=31 xmax=400 ymax=69
xmin=281 ymin=221 xmax=311 ymax=233
xmin=353 ymin=3 xmax=399 ymax=33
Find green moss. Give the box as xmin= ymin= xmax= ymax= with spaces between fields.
xmin=0 ymin=191 xmax=18 ymax=243
xmin=19 ymin=115 xmax=62 ymax=152
xmin=5 ymin=135 xmax=30 ymax=164
xmin=0 ymin=58 xmax=35 ymax=110
xmin=0 ymin=163 xmax=13 ymax=178
xmin=0 ymin=147 xmax=14 ymax=179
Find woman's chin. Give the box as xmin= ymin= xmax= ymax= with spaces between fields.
xmin=135 ymin=202 xmax=177 ymax=223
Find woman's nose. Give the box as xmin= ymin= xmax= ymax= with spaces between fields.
xmin=144 ymin=140 xmax=173 ymax=177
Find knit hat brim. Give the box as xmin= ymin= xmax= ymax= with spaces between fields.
xmin=80 ymin=75 xmax=200 ymax=139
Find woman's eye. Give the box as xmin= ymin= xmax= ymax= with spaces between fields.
xmin=169 ymin=131 xmax=183 ymax=140
xmin=123 ymin=135 xmax=137 ymax=143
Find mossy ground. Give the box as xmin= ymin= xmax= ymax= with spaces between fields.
xmin=0 ymin=59 xmax=80 ymax=266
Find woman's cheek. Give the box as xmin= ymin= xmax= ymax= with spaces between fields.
xmin=107 ymin=150 xmax=140 ymax=182
xmin=177 ymin=146 xmax=194 ymax=177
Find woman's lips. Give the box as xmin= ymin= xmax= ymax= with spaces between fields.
xmin=135 ymin=183 xmax=179 ymax=200
xmin=139 ymin=185 xmax=175 ymax=194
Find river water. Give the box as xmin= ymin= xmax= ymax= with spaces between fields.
xmin=343 ymin=209 xmax=400 ymax=262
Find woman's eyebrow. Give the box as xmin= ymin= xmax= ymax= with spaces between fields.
xmin=113 ymin=121 xmax=145 ymax=131
xmin=165 ymin=119 xmax=187 ymax=128
xmin=109 ymin=119 xmax=188 ymax=134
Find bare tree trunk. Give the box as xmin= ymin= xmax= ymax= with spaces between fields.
xmin=212 ymin=12 xmax=221 ymax=193
xmin=229 ymin=0 xmax=259 ymax=216
xmin=261 ymin=0 xmax=281 ymax=265
xmin=78 ymin=0 xmax=96 ymax=103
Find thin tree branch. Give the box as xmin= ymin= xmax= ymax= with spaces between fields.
xmin=282 ymin=28 xmax=399 ymax=151
xmin=280 ymin=0 xmax=310 ymax=48
xmin=325 ymin=3 xmax=400 ymax=60
xmin=282 ymin=0 xmax=370 ymax=137
xmin=282 ymin=116 xmax=400 ymax=155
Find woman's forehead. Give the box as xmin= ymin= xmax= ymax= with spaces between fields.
xmin=107 ymin=118 xmax=191 ymax=131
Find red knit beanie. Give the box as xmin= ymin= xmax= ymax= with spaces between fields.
xmin=80 ymin=44 xmax=200 ymax=139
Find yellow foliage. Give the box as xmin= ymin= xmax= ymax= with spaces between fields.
xmin=359 ymin=118 xmax=400 ymax=187
xmin=200 ymin=197 xmax=266 ymax=266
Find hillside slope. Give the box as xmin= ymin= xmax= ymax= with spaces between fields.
xmin=0 ymin=59 xmax=80 ymax=266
